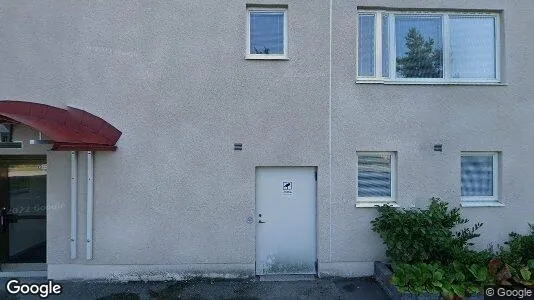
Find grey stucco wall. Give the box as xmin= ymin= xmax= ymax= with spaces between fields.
xmin=0 ymin=0 xmax=330 ymax=276
xmin=330 ymin=0 xmax=534 ymax=266
xmin=0 ymin=0 xmax=533 ymax=279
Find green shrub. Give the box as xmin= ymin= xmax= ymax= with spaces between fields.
xmin=455 ymin=249 xmax=495 ymax=266
xmin=488 ymin=257 xmax=534 ymax=287
xmin=391 ymin=262 xmax=489 ymax=299
xmin=498 ymin=224 xmax=534 ymax=269
xmin=514 ymin=260 xmax=534 ymax=287
xmin=371 ymin=197 xmax=483 ymax=264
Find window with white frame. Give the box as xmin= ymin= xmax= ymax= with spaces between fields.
xmin=357 ymin=10 xmax=500 ymax=83
xmin=357 ymin=152 xmax=397 ymax=204
xmin=461 ymin=152 xmax=499 ymax=203
xmin=247 ymin=7 xmax=288 ymax=59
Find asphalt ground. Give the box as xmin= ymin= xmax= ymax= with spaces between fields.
xmin=0 ymin=276 xmax=389 ymax=300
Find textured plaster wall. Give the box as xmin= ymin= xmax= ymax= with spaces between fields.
xmin=331 ymin=0 xmax=534 ymax=265
xmin=0 ymin=0 xmax=533 ymax=277
xmin=0 ymin=0 xmax=330 ymax=269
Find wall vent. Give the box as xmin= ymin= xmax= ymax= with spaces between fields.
xmin=234 ymin=143 xmax=243 ymax=151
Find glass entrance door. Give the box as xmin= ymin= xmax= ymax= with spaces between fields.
xmin=0 ymin=156 xmax=46 ymax=264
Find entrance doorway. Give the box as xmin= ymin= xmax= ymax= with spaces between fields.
xmin=0 ymin=156 xmax=47 ymax=265
xmin=255 ymin=167 xmax=317 ymax=275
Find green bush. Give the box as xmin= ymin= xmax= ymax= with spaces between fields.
xmin=498 ymin=224 xmax=534 ymax=269
xmin=371 ymin=197 xmax=483 ymax=264
xmin=455 ymin=249 xmax=495 ymax=266
xmin=488 ymin=257 xmax=534 ymax=287
xmin=391 ymin=262 xmax=490 ymax=299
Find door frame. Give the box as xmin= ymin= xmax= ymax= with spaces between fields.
xmin=254 ymin=166 xmax=318 ymax=276
xmin=0 ymin=155 xmax=48 ymax=275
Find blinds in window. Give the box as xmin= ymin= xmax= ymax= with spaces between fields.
xmin=358 ymin=154 xmax=392 ymax=197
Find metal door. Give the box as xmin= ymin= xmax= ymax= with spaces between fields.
xmin=255 ymin=167 xmax=317 ymax=275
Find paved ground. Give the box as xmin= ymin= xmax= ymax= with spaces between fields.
xmin=0 ymin=277 xmax=389 ymax=299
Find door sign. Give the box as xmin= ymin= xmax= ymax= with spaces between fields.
xmin=282 ymin=181 xmax=293 ymax=195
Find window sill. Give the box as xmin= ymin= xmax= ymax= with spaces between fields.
xmin=355 ymin=201 xmax=399 ymax=208
xmin=245 ymin=55 xmax=289 ymax=60
xmin=461 ymin=201 xmax=505 ymax=207
xmin=355 ymin=79 xmax=507 ymax=86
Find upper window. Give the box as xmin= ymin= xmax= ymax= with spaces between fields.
xmin=461 ymin=152 xmax=500 ymax=205
xmin=247 ymin=7 xmax=288 ymax=59
xmin=356 ymin=152 xmax=397 ymax=206
xmin=357 ymin=10 xmax=500 ymax=83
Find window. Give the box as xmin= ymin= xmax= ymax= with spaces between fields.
xmin=357 ymin=10 xmax=500 ymax=83
xmin=356 ymin=152 xmax=397 ymax=206
xmin=0 ymin=124 xmax=12 ymax=142
xmin=247 ymin=7 xmax=288 ymax=59
xmin=461 ymin=152 xmax=501 ymax=205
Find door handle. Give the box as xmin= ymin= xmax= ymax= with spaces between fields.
xmin=0 ymin=207 xmax=6 ymax=232
xmin=259 ymin=220 xmax=266 ymax=224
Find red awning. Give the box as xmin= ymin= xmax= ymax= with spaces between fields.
xmin=0 ymin=101 xmax=122 ymax=151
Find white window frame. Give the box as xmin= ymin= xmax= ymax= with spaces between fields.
xmin=356 ymin=10 xmax=501 ymax=84
xmin=246 ymin=7 xmax=288 ymax=60
xmin=356 ymin=151 xmax=398 ymax=207
xmin=460 ymin=151 xmax=502 ymax=206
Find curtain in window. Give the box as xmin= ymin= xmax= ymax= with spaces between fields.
xmin=461 ymin=156 xmax=493 ymax=196
xmin=358 ymin=14 xmax=375 ymax=76
xmin=450 ymin=16 xmax=496 ymax=79
xmin=250 ymin=12 xmax=284 ymax=54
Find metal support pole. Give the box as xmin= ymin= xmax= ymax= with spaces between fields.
xmin=70 ymin=151 xmax=77 ymax=259
xmin=86 ymin=151 xmax=93 ymax=260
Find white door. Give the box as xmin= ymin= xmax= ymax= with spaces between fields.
xmin=255 ymin=167 xmax=317 ymax=275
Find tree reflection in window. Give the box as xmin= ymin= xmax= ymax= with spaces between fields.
xmin=396 ymin=27 xmax=443 ymax=78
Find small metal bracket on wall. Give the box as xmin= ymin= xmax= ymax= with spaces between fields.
xmin=434 ymin=144 xmax=443 ymax=152
xmin=234 ymin=143 xmax=243 ymax=151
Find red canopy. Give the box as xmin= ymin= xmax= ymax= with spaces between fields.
xmin=0 ymin=101 xmax=121 ymax=151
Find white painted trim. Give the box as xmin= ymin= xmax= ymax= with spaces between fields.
xmin=245 ymin=55 xmax=288 ymax=60
xmin=356 ymin=10 xmax=501 ymax=83
xmin=246 ymin=7 xmax=288 ymax=60
xmin=375 ymin=12 xmax=382 ymax=78
xmin=461 ymin=201 xmax=505 ymax=207
xmin=356 ymin=80 xmax=506 ymax=86
xmin=356 ymin=151 xmax=397 ymax=204
xmin=70 ymin=151 xmax=77 ymax=260
xmin=442 ymin=14 xmax=451 ymax=79
xmin=388 ymin=12 xmax=395 ymax=78
xmin=494 ymin=15 xmax=501 ymax=82
xmin=86 ymin=151 xmax=93 ymax=260
xmin=355 ymin=201 xmax=399 ymax=208
xmin=386 ymin=78 xmax=500 ymax=84
xmin=460 ymin=151 xmax=500 ymax=203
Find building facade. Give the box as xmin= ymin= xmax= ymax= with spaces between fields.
xmin=0 ymin=0 xmax=532 ymax=280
